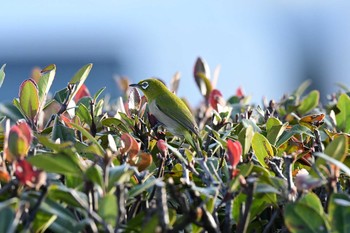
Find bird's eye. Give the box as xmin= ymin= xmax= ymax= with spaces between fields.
xmin=141 ymin=82 xmax=149 ymax=90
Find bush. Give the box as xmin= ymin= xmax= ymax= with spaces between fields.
xmin=0 ymin=59 xmax=349 ymax=233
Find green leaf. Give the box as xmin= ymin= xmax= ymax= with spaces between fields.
xmin=0 ymin=102 xmax=24 ymax=121
xmin=284 ymin=197 xmax=328 ymax=233
xmin=27 ymin=153 xmax=83 ymax=176
xmin=19 ymin=79 xmax=40 ymax=122
xmin=40 ymin=198 xmax=79 ymax=232
xmin=297 ymin=90 xmax=320 ymax=115
xmin=241 ymin=119 xmax=261 ymax=133
xmin=128 ymin=176 xmax=158 ymax=198
xmin=76 ymin=103 xmax=92 ymax=124
xmin=0 ymin=207 xmax=15 ymax=233
xmin=238 ymin=125 xmax=253 ymax=156
xmin=252 ymin=132 xmax=274 ymax=167
xmin=32 ymin=211 xmax=56 ymax=233
xmin=314 ymin=152 xmax=350 ymax=176
xmin=276 ymin=124 xmax=314 ymax=148
xmin=266 ymin=117 xmax=282 ymax=131
xmin=93 ymin=87 xmax=106 ymax=101
xmin=69 ymin=64 xmax=93 ymax=102
xmin=325 ymin=134 xmax=348 ymax=162
xmin=86 ymin=165 xmax=104 ymax=188
xmin=266 ymin=117 xmax=288 ymax=146
xmin=48 ymin=185 xmax=89 ymax=209
xmin=0 ymin=64 xmax=6 ymax=88
xmin=108 ymin=164 xmax=136 ymax=190
xmin=53 ymin=87 xmax=69 ymax=104
xmin=52 ymin=116 xmax=76 ymax=142
xmin=328 ymin=193 xmax=350 ymax=233
xmin=298 ymin=192 xmax=325 ymax=216
xmin=37 ymin=64 xmax=56 ymax=109
xmin=69 ymin=122 xmax=105 ymax=156
xmin=336 ymin=93 xmax=350 ymax=133
xmin=98 ymin=194 xmax=117 ymax=227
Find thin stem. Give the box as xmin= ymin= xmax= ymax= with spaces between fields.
xmin=237 ymin=177 xmax=256 ymax=233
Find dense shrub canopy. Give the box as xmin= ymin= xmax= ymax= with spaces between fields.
xmin=0 ymin=59 xmax=349 ymax=233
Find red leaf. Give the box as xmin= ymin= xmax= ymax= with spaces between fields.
xmin=227 ymin=140 xmax=242 ymax=169
xmin=120 ymin=133 xmax=140 ymax=159
xmin=236 ymin=86 xmax=244 ymax=97
xmin=209 ymin=89 xmax=224 ymax=111
xmin=7 ymin=121 xmax=33 ymax=160
xmin=14 ymin=159 xmax=46 ymax=189
xmin=16 ymin=120 xmax=33 ymax=145
xmin=74 ymin=84 xmax=90 ymax=102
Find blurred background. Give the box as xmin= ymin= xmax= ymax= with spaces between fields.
xmin=1 ymin=1 xmax=350 ymax=105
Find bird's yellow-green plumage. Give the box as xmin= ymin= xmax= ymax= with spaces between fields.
xmin=129 ymin=78 xmax=199 ymax=138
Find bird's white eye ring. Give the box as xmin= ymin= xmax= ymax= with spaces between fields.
xmin=141 ymin=82 xmax=149 ymax=90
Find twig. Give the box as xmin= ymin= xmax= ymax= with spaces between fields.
xmin=237 ymin=177 xmax=256 ymax=233
xmin=283 ymin=155 xmax=296 ymax=201
xmin=155 ymin=182 xmax=169 ymax=232
xmin=23 ymin=186 xmax=48 ymax=230
xmin=262 ymin=208 xmax=279 ymax=233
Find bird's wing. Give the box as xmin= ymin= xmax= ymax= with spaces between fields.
xmin=155 ymin=96 xmax=198 ymax=136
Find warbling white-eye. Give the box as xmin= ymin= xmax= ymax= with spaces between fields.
xmin=130 ymin=78 xmax=199 ymax=147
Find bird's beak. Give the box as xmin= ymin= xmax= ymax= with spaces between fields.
xmin=129 ymin=83 xmax=139 ymax=88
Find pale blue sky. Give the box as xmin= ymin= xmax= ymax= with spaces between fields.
xmin=1 ymin=1 xmax=350 ymax=104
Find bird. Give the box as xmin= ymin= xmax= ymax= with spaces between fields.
xmin=129 ymin=78 xmax=199 ymax=147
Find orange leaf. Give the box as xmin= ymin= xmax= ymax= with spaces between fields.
xmin=130 ymin=152 xmax=153 ymax=172
xmin=120 ymin=133 xmax=140 ymax=159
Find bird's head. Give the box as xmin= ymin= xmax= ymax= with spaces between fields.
xmin=129 ymin=78 xmax=168 ymax=101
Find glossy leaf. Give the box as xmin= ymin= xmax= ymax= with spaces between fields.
xmin=74 ymin=84 xmax=90 ymax=102
xmin=311 ymin=135 xmax=348 ymax=176
xmin=19 ymin=79 xmax=40 ymax=122
xmin=297 ymin=90 xmax=320 ymax=115
xmin=85 ymin=165 xmax=104 ymax=188
xmin=128 ymin=176 xmax=158 ymax=198
xmin=130 ymin=152 xmax=153 ymax=172
xmin=336 ymin=93 xmax=350 ymax=133
xmin=284 ymin=193 xmax=328 ymax=233
xmin=209 ymin=89 xmax=224 ymax=111
xmin=238 ymin=125 xmax=253 ymax=156
xmin=226 ymin=140 xmax=242 ymax=168
xmin=14 ymin=159 xmax=46 ymax=188
xmin=27 ymin=153 xmax=83 ymax=177
xmin=48 ymin=185 xmax=88 ymax=210
xmin=37 ymin=64 xmax=56 ymax=109
xmin=68 ymin=63 xmax=93 ymax=102
xmin=98 ymin=194 xmax=117 ymax=227
xmin=7 ymin=121 xmax=32 ymax=159
xmin=314 ymin=152 xmax=350 ymax=176
xmin=276 ymin=124 xmax=314 ymax=148
xmin=328 ymin=193 xmax=350 ymax=233
xmin=70 ymin=122 xmax=105 ymax=156
xmin=252 ymin=132 xmax=274 ymax=168
xmin=120 ymin=133 xmax=140 ymax=159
